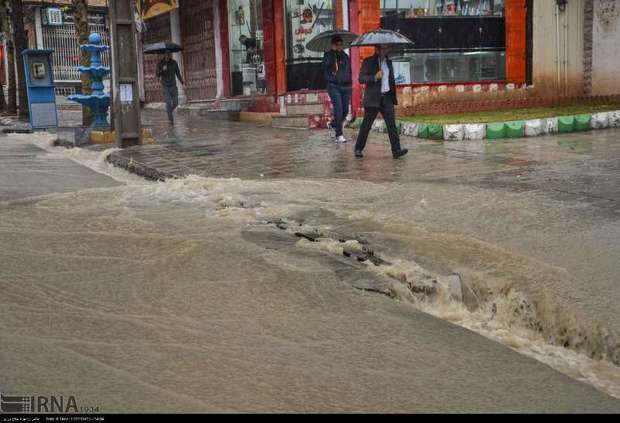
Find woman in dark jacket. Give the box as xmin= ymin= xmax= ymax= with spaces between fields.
xmin=322 ymin=36 xmax=352 ymax=143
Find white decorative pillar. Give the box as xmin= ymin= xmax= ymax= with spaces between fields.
xmin=34 ymin=7 xmax=44 ymax=48
xmin=213 ymin=0 xmax=224 ymax=98
xmin=136 ymin=27 xmax=145 ymax=102
xmin=170 ymin=2 xmax=186 ymax=103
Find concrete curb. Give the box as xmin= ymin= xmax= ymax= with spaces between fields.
xmin=368 ymin=110 xmax=620 ymax=141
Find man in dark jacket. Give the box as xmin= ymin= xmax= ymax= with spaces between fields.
xmin=239 ymin=35 xmax=259 ymax=63
xmin=322 ymin=36 xmax=352 ymax=143
xmin=156 ymin=51 xmax=184 ymax=124
xmin=354 ymin=45 xmax=408 ymax=159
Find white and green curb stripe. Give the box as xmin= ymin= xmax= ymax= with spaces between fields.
xmin=464 ymin=124 xmax=486 ymax=140
xmin=371 ymin=110 xmax=620 ymax=141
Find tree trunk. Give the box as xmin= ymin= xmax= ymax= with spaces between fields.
xmin=1 ymin=0 xmax=16 ymax=115
xmin=72 ymin=0 xmax=92 ymax=126
xmin=10 ymin=0 xmax=28 ymax=119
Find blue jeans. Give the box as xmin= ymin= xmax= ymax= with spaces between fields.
xmin=162 ymin=84 xmax=179 ymax=122
xmin=327 ymin=85 xmax=351 ymax=137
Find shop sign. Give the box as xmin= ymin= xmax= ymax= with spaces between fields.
xmin=138 ymin=0 xmax=179 ymax=20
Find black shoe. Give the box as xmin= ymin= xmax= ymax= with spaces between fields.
xmin=355 ymin=150 xmax=364 ymax=158
xmin=392 ymin=149 xmax=408 ymax=159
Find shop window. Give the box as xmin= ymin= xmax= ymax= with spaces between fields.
xmin=285 ymin=0 xmax=335 ymax=92
xmin=390 ymin=51 xmax=505 ymax=83
xmin=381 ymin=0 xmax=504 ymax=17
xmin=228 ymin=0 xmax=266 ymax=96
xmin=381 ymin=0 xmax=506 ymax=84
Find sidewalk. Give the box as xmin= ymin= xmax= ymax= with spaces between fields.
xmin=110 ymin=110 xmax=620 ymax=212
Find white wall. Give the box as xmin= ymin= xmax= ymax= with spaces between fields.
xmin=532 ymin=0 xmax=585 ymax=95
xmin=591 ymin=0 xmax=620 ymax=95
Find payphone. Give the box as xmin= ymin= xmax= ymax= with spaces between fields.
xmin=21 ymin=49 xmax=58 ymax=129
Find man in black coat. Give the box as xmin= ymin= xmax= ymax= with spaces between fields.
xmin=354 ymin=45 xmax=408 ymax=159
xmin=156 ymin=51 xmax=184 ymax=125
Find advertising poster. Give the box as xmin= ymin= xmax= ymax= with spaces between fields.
xmin=289 ymin=2 xmax=334 ymax=60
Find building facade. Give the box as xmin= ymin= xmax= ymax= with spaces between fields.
xmin=532 ymin=0 xmax=620 ymax=97
xmin=20 ymin=0 xmax=110 ymax=96
xmin=1 ymin=1 xmax=615 ymax=125
xmin=139 ymin=0 xmax=539 ymax=123
xmin=16 ymin=0 xmax=608 ymax=123
xmin=139 ymin=1 xmax=380 ymax=119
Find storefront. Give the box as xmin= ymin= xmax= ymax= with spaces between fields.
xmin=26 ymin=4 xmax=110 ymax=97
xmin=141 ymin=12 xmax=171 ymax=103
xmin=225 ymin=0 xmax=341 ymax=96
xmin=283 ymin=0 xmax=336 ymax=91
xmin=380 ymin=0 xmax=507 ymax=84
xmin=180 ymin=0 xmax=217 ymax=101
xmin=227 ymin=0 xmax=266 ymax=96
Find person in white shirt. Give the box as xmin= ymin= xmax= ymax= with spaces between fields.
xmin=354 ymin=45 xmax=408 ymax=159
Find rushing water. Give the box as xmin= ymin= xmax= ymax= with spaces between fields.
xmin=1 ymin=136 xmax=619 ymax=411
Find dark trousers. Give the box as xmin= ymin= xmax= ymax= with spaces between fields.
xmin=327 ymin=85 xmax=351 ymax=137
xmin=162 ymin=84 xmax=179 ymax=122
xmin=355 ymin=94 xmax=402 ymax=153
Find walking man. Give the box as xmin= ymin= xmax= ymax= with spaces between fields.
xmin=322 ymin=36 xmax=352 ymax=143
xmin=156 ymin=51 xmax=184 ymax=125
xmin=354 ymin=45 xmax=408 ymax=159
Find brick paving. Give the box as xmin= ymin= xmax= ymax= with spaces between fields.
xmin=106 ymin=110 xmax=620 ymax=212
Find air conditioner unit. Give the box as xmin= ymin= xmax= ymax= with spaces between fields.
xmin=44 ymin=8 xmax=63 ymax=26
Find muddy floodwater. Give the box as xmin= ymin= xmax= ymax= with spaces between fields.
xmin=1 ymin=131 xmax=620 ymax=412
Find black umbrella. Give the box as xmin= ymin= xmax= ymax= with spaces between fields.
xmin=143 ymin=42 xmax=183 ymax=55
xmin=350 ymin=29 xmax=414 ymax=48
xmin=306 ymin=30 xmax=359 ymax=52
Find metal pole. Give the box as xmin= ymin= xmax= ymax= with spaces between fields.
xmin=108 ymin=0 xmax=142 ymax=148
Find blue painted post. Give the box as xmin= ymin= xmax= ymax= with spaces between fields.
xmin=68 ymin=33 xmax=111 ymax=129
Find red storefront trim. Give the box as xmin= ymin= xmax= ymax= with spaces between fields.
xmin=262 ymin=0 xmax=277 ymax=97
xmin=349 ymin=0 xmax=361 ymax=117
xmin=273 ymin=1 xmax=286 ymax=96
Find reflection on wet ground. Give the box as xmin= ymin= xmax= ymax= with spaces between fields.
xmin=113 ymin=110 xmax=620 ymax=213
xmin=2 ymin=111 xmax=620 ymax=411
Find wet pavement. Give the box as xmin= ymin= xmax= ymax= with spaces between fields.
xmin=2 ymin=113 xmax=620 ymax=412
xmin=110 ymin=111 xmax=620 ymax=370
xmin=0 ymin=133 xmax=119 ymax=201
xmin=116 ymin=110 xmax=620 ymax=213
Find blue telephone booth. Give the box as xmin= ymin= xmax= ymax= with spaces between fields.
xmin=21 ymin=49 xmax=58 ymax=129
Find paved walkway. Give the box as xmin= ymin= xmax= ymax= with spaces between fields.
xmin=113 ymin=110 xmax=620 ymax=213
xmin=0 ymin=133 xmax=119 ymax=202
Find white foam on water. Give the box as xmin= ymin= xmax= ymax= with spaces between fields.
xmin=30 ymin=133 xmax=149 ymax=186
xmin=368 ymin=255 xmax=620 ymax=399
xmin=17 ymin=139 xmax=620 ymax=400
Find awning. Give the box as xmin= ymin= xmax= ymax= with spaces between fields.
xmin=138 ymin=0 xmax=179 ymax=20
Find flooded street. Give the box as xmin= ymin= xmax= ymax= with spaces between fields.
xmin=2 ymin=118 xmax=620 ymax=412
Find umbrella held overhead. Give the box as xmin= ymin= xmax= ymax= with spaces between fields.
xmin=143 ymin=42 xmax=183 ymax=55
xmin=306 ymin=30 xmax=359 ymax=52
xmin=350 ymin=29 xmax=414 ymax=48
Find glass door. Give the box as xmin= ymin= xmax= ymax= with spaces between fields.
xmin=284 ymin=0 xmax=335 ymax=91
xmin=228 ymin=0 xmax=265 ymax=96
